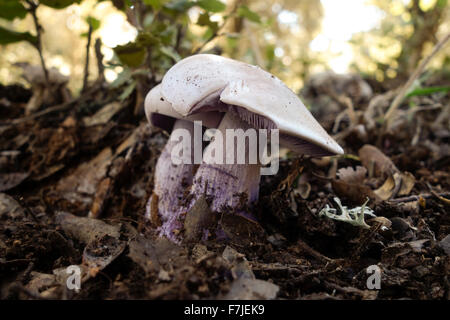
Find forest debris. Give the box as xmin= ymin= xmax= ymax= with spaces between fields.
xmin=222 ymin=246 xmax=255 ymax=280
xmin=82 ymin=234 xmax=126 ymax=277
xmin=25 ymin=271 xmax=58 ymax=298
xmin=220 ymin=247 xmax=279 ymax=299
xmin=0 ymin=193 xmax=25 ymax=220
xmin=331 ymin=166 xmax=378 ymax=203
xmin=220 ymin=213 xmax=266 ymax=245
xmin=384 ymin=32 xmax=450 ymax=126
xmin=295 ymin=239 xmax=333 ymax=263
xmin=56 ymin=148 xmax=112 ymax=196
xmin=128 ymin=234 xmax=187 ymax=274
xmin=183 ymin=195 xmax=215 ymax=243
xmin=438 ymin=235 xmax=450 ymax=256
xmin=220 ymin=278 xmax=279 ymax=300
xmin=54 ymin=148 xmax=113 ymax=210
xmin=375 ymin=172 xmax=415 ymax=200
xmin=82 ymin=102 xmax=124 ymax=126
xmin=374 ymin=173 xmax=402 ymax=200
xmin=408 ymin=239 xmax=430 ymax=253
xmin=293 ymin=172 xmax=311 ymax=200
xmin=0 ymin=172 xmax=26 ymax=191
xmin=337 ymin=166 xmax=367 ymax=184
xmin=319 ymin=197 xmax=375 ymax=229
xmin=55 ymin=211 xmax=120 ymax=244
xmin=16 ymin=63 xmax=71 ymax=115
xmin=390 ymin=217 xmax=417 ymax=235
xmin=358 ymin=145 xmax=397 ymax=178
xmin=88 ymin=177 xmax=112 ymax=219
xmin=331 ymin=179 xmax=377 ymax=204
xmin=368 ymin=216 xmax=392 ymax=231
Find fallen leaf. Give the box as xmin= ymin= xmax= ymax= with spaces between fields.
xmin=55 ymin=211 xmax=120 ymax=244
xmin=0 ymin=193 xmax=25 ymax=219
xmin=222 ymin=246 xmax=255 ymax=280
xmin=337 ymin=166 xmax=367 ymax=184
xmin=128 ymin=234 xmax=188 ymax=274
xmin=0 ymin=172 xmax=29 ymax=191
xmin=219 ymin=278 xmax=279 ymax=300
xmin=398 ymin=171 xmax=415 ymax=196
xmin=82 ymin=234 xmax=126 ymax=277
xmin=82 ymin=102 xmax=124 ymax=127
xmin=358 ymin=144 xmax=397 ymax=178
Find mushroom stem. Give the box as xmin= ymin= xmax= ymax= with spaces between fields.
xmin=190 ymin=111 xmax=262 ymax=212
xmin=147 ymin=119 xmax=198 ymax=242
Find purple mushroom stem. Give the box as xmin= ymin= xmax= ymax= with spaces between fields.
xmin=190 ymin=111 xmax=262 ymax=213
xmin=146 ymin=119 xmax=199 ymax=242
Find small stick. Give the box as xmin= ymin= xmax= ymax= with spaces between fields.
xmin=192 ymin=0 xmax=241 ymax=54
xmin=82 ymin=23 xmax=93 ymax=92
xmin=94 ymin=38 xmax=105 ymax=83
xmin=384 ymin=32 xmax=450 ymax=124
xmin=388 ymin=192 xmax=450 ymax=203
xmin=26 ymin=0 xmax=49 ymax=85
xmin=297 ymin=239 xmax=333 ymax=263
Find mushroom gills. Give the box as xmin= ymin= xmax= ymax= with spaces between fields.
xmin=190 ymin=89 xmax=335 ymax=157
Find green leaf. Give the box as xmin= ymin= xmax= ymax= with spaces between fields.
xmin=197 ymin=12 xmax=219 ymax=33
xmin=406 ymin=86 xmax=450 ymax=97
xmin=164 ymin=0 xmax=196 ymax=12
xmin=0 ymin=1 xmax=28 ymax=21
xmin=237 ymin=5 xmax=260 ymax=23
xmin=159 ymin=46 xmax=181 ymax=62
xmin=110 ymin=68 xmax=132 ymax=88
xmin=40 ymin=0 xmax=81 ymax=9
xmin=113 ymin=42 xmax=147 ymax=68
xmin=196 ymin=0 xmax=226 ymax=13
xmin=86 ymin=16 xmax=101 ymax=31
xmin=0 ymin=26 xmax=37 ymax=46
xmin=135 ymin=32 xmax=162 ymax=47
xmin=119 ymin=81 xmax=136 ymax=101
xmin=437 ymin=0 xmax=448 ymax=8
xmin=143 ymin=0 xmax=162 ymax=10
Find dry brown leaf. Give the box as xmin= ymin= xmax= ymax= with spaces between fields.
xmin=358 ymin=144 xmax=398 ymax=178
xmin=82 ymin=234 xmax=126 ymax=277
xmin=374 ymin=172 xmax=415 ymax=201
xmin=337 ymin=166 xmax=367 ymax=184
xmin=331 ymin=179 xmax=378 ymax=204
xmin=0 ymin=172 xmax=29 ymax=192
xmin=398 ymin=172 xmax=415 ymax=196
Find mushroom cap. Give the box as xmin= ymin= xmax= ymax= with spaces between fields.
xmin=146 ymin=54 xmax=343 ymax=156
xmin=145 ymin=84 xmax=223 ymax=131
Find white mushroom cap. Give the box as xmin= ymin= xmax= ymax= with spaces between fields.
xmin=145 ymin=84 xmax=223 ymax=131
xmin=146 ymin=54 xmax=344 ymax=155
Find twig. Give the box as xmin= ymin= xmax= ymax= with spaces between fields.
xmin=94 ymin=38 xmax=105 ymax=83
xmin=384 ymin=32 xmax=450 ymax=124
xmin=26 ymin=0 xmax=49 ymax=85
xmin=82 ymin=23 xmax=93 ymax=92
xmin=3 ymin=98 xmax=79 ymax=126
xmin=0 ymin=82 xmax=106 ymax=127
xmin=192 ymin=1 xmax=241 ymax=54
xmin=388 ymin=192 xmax=450 ymax=203
xmin=297 ymin=239 xmax=333 ymax=263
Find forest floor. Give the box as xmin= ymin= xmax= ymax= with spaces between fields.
xmin=0 ymin=70 xmax=449 ymax=300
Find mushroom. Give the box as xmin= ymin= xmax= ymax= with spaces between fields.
xmin=145 ymin=54 xmax=343 ymax=242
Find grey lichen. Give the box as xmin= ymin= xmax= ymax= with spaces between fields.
xmin=319 ymin=197 xmax=376 ymax=229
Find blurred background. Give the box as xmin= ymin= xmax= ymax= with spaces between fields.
xmin=0 ymin=0 xmax=449 ymax=94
